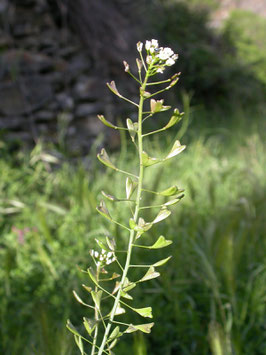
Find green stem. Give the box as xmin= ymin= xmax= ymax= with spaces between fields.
xmin=97 ymin=69 xmax=150 ymax=355
xmin=91 ymin=267 xmax=100 ymax=355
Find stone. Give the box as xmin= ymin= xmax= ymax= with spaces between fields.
xmin=73 ymin=75 xmax=104 ymax=101
xmin=0 ymin=116 xmax=27 ymax=129
xmin=35 ymin=110 xmax=55 ymax=121
xmin=56 ymin=93 xmax=74 ymax=110
xmin=75 ymin=103 xmax=102 ymax=118
xmin=0 ymin=76 xmax=53 ymax=116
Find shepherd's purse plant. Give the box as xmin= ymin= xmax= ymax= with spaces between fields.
xmin=67 ymin=39 xmax=186 ymax=355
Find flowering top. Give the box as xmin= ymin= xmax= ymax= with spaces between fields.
xmin=137 ymin=39 xmax=178 ymax=74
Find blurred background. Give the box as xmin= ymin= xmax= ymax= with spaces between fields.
xmin=0 ymin=0 xmax=265 ymax=354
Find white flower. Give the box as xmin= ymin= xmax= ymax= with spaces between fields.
xmin=137 ymin=41 xmax=143 ymax=52
xmin=165 ymin=58 xmax=176 ymax=66
xmin=157 ymin=67 xmax=165 ymax=73
xmin=145 ymin=40 xmax=151 ymax=51
xmin=90 ymin=248 xmax=116 ymax=267
xmin=157 ymin=47 xmax=174 ymax=60
xmin=145 ymin=39 xmax=159 ymax=53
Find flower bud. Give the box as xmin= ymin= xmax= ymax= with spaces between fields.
xmin=123 ymin=61 xmax=130 ymax=72
xmin=137 ymin=41 xmax=143 ymax=52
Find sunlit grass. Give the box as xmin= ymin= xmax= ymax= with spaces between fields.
xmin=0 ymin=111 xmax=265 ymax=354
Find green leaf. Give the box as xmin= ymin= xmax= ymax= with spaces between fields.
xmin=107 ymin=81 xmax=122 ymax=97
xmin=153 ymin=256 xmax=172 ymax=267
xmin=97 ymin=148 xmax=117 ymax=170
xmin=139 ymin=267 xmax=160 ymax=282
xmin=91 ymin=290 xmax=102 ymax=309
xmin=96 ymin=201 xmax=112 ymax=221
xmin=153 ymin=208 xmax=171 ymax=224
xmin=125 ymin=323 xmax=154 ymax=334
xmin=127 ymin=118 xmax=137 ymax=143
xmin=132 ymin=307 xmax=153 ymax=318
xmin=165 ymin=140 xmax=186 ymax=160
xmin=148 ymin=235 xmax=172 ymax=249
xmin=159 ymin=185 xmax=183 ymax=196
xmin=83 ymin=317 xmax=97 ymax=336
xmin=66 ymin=320 xmax=82 ymax=337
xmin=142 ymin=151 xmax=161 ymax=167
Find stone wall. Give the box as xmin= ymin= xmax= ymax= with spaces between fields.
xmin=0 ymin=0 xmax=136 ymax=153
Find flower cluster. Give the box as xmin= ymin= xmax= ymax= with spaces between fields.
xmin=90 ymin=249 xmax=116 ymax=267
xmin=137 ymin=39 xmax=178 ymax=73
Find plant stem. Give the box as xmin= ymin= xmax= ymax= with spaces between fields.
xmin=91 ymin=267 xmax=100 ymax=355
xmin=97 ymin=71 xmax=149 ymax=355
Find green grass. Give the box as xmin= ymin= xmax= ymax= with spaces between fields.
xmin=0 ymin=110 xmax=265 ymax=354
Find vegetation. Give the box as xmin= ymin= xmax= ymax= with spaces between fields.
xmin=1 ymin=1 xmax=266 ymax=354
xmin=0 ymin=105 xmax=265 ymax=354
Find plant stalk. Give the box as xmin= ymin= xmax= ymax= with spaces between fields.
xmin=91 ymin=267 xmax=100 ymax=355
xmin=97 ymin=71 xmax=149 ymax=355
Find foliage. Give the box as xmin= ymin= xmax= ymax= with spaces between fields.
xmin=223 ymin=10 xmax=266 ymax=85
xmin=0 ymin=106 xmax=265 ymax=354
